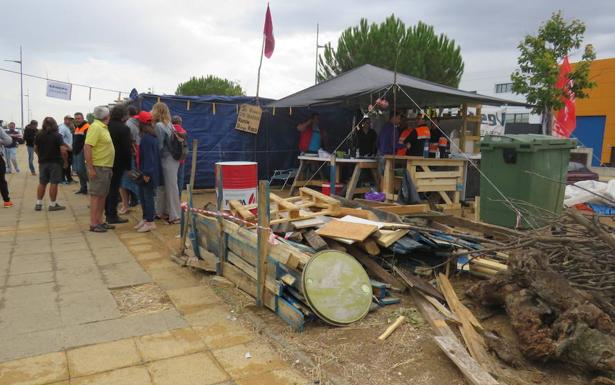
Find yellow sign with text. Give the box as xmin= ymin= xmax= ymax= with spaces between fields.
xmin=235 ymin=104 xmax=262 ymax=134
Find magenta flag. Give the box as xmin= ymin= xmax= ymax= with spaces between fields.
xmin=263 ymin=4 xmax=275 ymax=58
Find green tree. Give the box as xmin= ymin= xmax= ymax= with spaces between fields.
xmin=511 ymin=11 xmax=596 ymax=133
xmin=176 ymin=75 xmax=245 ymax=96
xmin=318 ymin=15 xmax=464 ymax=87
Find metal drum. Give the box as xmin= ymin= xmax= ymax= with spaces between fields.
xmin=302 ymin=250 xmax=372 ymax=326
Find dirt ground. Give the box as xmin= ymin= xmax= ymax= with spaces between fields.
xmin=151 ymin=188 xmax=596 ymax=385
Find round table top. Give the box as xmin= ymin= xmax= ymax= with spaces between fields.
xmin=302 ymin=250 xmax=373 ymax=326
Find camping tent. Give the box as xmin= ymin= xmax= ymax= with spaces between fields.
xmin=137 ymin=94 xmax=353 ymax=188
xmin=268 ymin=64 xmax=528 ymax=108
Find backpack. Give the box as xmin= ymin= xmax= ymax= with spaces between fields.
xmin=168 ymin=127 xmax=187 ymax=161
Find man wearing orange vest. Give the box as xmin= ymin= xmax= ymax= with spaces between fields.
xmin=72 ymin=112 xmax=90 ymax=194
xmin=403 ymin=117 xmax=431 ymax=156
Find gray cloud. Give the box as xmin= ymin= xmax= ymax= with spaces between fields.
xmin=0 ymin=0 xmax=612 ymax=123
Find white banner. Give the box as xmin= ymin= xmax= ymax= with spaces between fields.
xmin=46 ymin=80 xmax=72 ymax=100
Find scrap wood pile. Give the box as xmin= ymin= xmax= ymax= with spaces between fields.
xmin=189 ymin=188 xmax=615 ymax=383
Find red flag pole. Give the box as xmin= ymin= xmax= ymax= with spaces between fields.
xmin=255 ymin=33 xmax=266 ymax=101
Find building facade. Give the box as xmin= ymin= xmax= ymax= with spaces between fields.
xmin=574 ymin=57 xmax=615 ymax=165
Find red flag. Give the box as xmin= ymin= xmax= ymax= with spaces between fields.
xmin=553 ymin=56 xmax=576 ymax=137
xmin=263 ymin=4 xmax=275 ymax=58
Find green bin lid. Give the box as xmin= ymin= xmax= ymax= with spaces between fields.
xmin=302 ymin=250 xmax=373 ymax=326
xmin=480 ymin=134 xmax=577 ymax=152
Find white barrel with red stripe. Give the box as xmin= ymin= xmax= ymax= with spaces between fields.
xmin=215 ymin=161 xmax=258 ymax=210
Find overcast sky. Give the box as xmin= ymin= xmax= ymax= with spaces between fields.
xmin=1 ymin=0 xmax=613 ymax=126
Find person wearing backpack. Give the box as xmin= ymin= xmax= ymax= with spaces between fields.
xmin=171 ymin=115 xmax=188 ymax=199
xmin=151 ymin=102 xmax=181 ymax=224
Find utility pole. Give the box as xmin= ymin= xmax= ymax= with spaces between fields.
xmin=4 ymin=45 xmax=24 ymax=129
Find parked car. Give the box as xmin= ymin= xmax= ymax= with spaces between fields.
xmin=566 ymin=162 xmax=599 ymax=184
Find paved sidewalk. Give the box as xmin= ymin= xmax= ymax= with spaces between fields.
xmin=0 ymin=148 xmax=308 ymax=385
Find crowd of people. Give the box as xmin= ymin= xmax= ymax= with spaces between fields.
xmin=0 ymin=102 xmax=188 ymax=234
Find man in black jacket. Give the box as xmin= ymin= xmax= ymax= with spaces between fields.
xmin=23 ymin=120 xmax=39 ymax=175
xmin=104 ymin=105 xmax=133 ymax=224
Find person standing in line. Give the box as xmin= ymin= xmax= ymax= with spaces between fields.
xmin=104 ymin=105 xmax=132 ymax=224
xmin=171 ymin=115 xmax=187 ymax=199
xmin=58 ymin=115 xmax=74 ymax=184
xmin=151 ymin=102 xmax=181 ymax=224
xmin=0 ymin=128 xmax=13 ymax=207
xmin=119 ymin=105 xmax=141 ymax=213
xmin=72 ymin=112 xmax=90 ymax=194
xmin=23 ymin=120 xmax=39 ymax=175
xmin=84 ymin=106 xmax=115 ymax=233
xmin=34 ymin=117 xmax=69 ymax=211
xmin=5 ymin=122 xmax=21 ymax=173
xmin=134 ymin=112 xmax=161 ymax=233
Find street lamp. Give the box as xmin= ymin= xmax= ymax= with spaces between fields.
xmin=4 ymin=45 xmax=23 ymax=130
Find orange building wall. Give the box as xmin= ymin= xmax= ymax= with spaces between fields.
xmin=575 ymin=57 xmax=615 ymax=163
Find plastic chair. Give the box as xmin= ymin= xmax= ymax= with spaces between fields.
xmin=269 ymin=168 xmax=297 ymax=190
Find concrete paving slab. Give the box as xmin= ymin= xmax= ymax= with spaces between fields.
xmin=183 ymin=305 xmax=236 ymax=328
xmin=92 ymin=249 xmax=134 ymax=266
xmin=6 ymin=271 xmax=54 ymax=287
xmin=100 ymin=261 xmax=151 ymax=289
xmin=135 ymin=328 xmax=206 ymax=362
xmin=53 ymin=249 xmax=93 ymax=261
xmin=146 ymin=267 xmax=202 ymax=290
xmin=0 ymin=303 xmax=62 ymax=334
xmin=2 ymin=282 xmax=57 ymax=305
xmin=193 ymin=322 xmax=255 ymax=350
xmin=58 ymin=289 xmax=121 ymax=325
xmin=55 ymin=267 xmax=105 ymax=294
xmin=0 ymin=351 xmax=68 ymax=385
xmin=50 ymin=241 xmax=90 ymax=253
xmin=9 ymin=255 xmax=53 ymax=275
xmin=212 ymin=340 xmax=286 ymax=380
xmin=0 ymin=328 xmax=64 ymax=363
xmin=146 ymin=352 xmax=229 ymax=385
xmin=67 ymin=338 xmax=142 ymax=378
xmin=62 ymin=309 xmax=187 ymax=349
xmin=55 ymin=255 xmax=98 ymax=271
xmin=69 ymin=366 xmax=151 ymax=385
xmin=235 ymin=368 xmax=311 ymax=385
xmin=167 ymin=286 xmax=223 ymax=315
xmin=131 ymin=251 xmax=165 ymax=262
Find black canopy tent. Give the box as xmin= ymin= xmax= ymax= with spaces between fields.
xmin=268 ymin=64 xmax=528 ymax=109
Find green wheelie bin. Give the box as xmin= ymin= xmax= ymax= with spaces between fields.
xmin=479 ymin=134 xmax=576 ymax=229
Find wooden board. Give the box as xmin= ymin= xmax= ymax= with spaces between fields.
xmin=357 ymin=238 xmax=380 ymax=256
xmin=393 ymin=265 xmax=445 ymax=302
xmin=376 ymin=229 xmax=409 ymax=248
xmin=304 ymin=230 xmax=328 ymax=252
xmin=330 ymin=207 xmax=379 ymax=221
xmin=291 ymin=217 xmax=326 ymax=229
xmin=338 ymin=215 xmax=385 ymax=229
xmin=229 ymin=200 xmax=255 ymax=220
xmin=374 ymin=204 xmax=429 ymax=215
xmin=437 ymin=274 xmax=492 ymax=369
xmin=433 ymin=336 xmax=500 ymax=385
xmin=350 ymin=247 xmax=405 ymax=291
xmin=316 ymin=220 xmax=378 ymax=242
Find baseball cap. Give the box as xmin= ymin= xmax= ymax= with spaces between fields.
xmin=136 ymin=111 xmax=152 ymax=123
xmin=64 ymin=114 xmax=74 ymax=120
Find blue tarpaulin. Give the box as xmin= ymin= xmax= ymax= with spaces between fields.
xmin=138 ymin=94 xmax=354 ymax=188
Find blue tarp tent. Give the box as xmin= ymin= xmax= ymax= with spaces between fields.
xmin=138 ymin=94 xmax=354 ymax=188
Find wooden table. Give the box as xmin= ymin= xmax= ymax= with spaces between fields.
xmin=290 ymin=156 xmax=379 ymax=200
xmin=382 ymin=156 xmax=466 ymax=208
